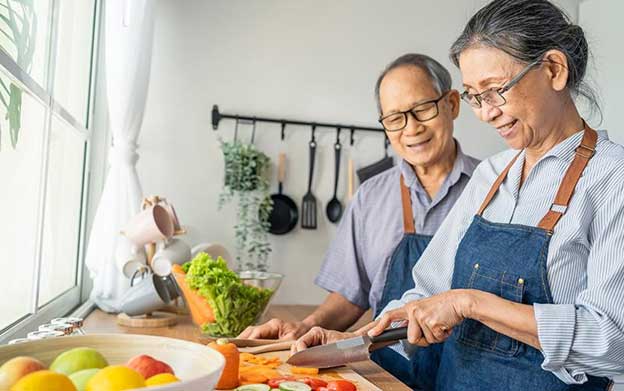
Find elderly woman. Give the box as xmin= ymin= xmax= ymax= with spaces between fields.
xmin=293 ymin=0 xmax=624 ymax=389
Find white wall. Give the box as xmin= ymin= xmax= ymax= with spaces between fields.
xmin=134 ymin=0 xmax=587 ymax=305
xmin=581 ymin=1 xmax=624 ymax=388
xmin=580 ymin=0 xmax=624 ymax=144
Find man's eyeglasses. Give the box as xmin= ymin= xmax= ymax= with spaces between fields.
xmin=460 ymin=59 xmax=542 ymax=109
xmin=379 ymin=91 xmax=450 ymax=132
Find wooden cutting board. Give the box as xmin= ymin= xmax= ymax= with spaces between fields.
xmin=217 ymin=350 xmax=381 ymax=391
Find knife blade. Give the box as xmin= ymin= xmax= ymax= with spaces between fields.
xmin=286 ymin=326 xmax=407 ymax=368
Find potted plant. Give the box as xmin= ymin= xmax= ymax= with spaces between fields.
xmin=0 ymin=0 xmax=36 ymax=149
xmin=218 ymin=140 xmax=273 ymax=271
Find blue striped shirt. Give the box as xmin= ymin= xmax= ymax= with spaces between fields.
xmin=383 ymin=130 xmax=624 ymax=384
xmin=315 ymin=141 xmax=479 ymax=315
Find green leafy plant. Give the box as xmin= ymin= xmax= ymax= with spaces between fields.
xmin=218 ymin=139 xmax=273 ymax=271
xmin=184 ymin=252 xmax=274 ymax=337
xmin=0 ymin=0 xmax=36 ymax=149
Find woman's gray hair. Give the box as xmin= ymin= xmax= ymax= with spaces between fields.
xmin=450 ymin=0 xmax=601 ymax=119
xmin=374 ymin=53 xmax=452 ymax=115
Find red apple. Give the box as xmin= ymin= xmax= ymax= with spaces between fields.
xmin=0 ymin=356 xmax=46 ymax=390
xmin=126 ymin=355 xmax=173 ymax=380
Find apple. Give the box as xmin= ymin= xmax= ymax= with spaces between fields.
xmin=49 ymin=348 xmax=108 ymax=376
xmin=68 ymin=368 xmax=100 ymax=391
xmin=126 ymin=355 xmax=174 ymax=379
xmin=0 ymin=356 xmax=46 ymax=390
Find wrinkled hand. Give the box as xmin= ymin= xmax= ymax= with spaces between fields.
xmin=238 ymin=318 xmax=311 ymax=340
xmin=369 ymin=289 xmax=473 ymax=347
xmin=290 ymin=327 xmax=358 ymax=354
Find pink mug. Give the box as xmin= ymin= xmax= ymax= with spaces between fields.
xmin=122 ymin=205 xmax=174 ymax=246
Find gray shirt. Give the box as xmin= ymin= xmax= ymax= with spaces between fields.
xmin=315 ymin=141 xmax=480 ymax=315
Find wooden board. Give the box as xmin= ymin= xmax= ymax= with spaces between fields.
xmin=218 ymin=350 xmax=381 ymax=391
xmin=83 ymin=307 xmax=409 ymax=390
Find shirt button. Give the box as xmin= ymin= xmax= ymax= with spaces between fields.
xmin=518 ymin=278 xmax=524 ymax=285
xmin=474 ymin=263 xmax=480 ymax=269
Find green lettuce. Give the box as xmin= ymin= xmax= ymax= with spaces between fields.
xmin=184 ymin=252 xmax=273 ymax=337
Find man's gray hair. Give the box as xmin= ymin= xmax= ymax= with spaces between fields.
xmin=374 ymin=53 xmax=452 ymax=115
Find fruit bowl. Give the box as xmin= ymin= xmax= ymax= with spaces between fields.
xmin=172 ymin=266 xmax=283 ymax=338
xmin=0 ymin=333 xmax=224 ymax=390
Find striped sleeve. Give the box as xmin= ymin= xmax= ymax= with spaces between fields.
xmin=535 ymin=175 xmax=624 ymax=384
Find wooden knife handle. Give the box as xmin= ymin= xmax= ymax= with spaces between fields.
xmin=347 ymin=158 xmax=354 ymax=200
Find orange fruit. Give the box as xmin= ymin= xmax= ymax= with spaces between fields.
xmin=85 ymin=366 xmax=145 ymax=391
xmin=145 ymin=373 xmax=180 ymax=386
xmin=10 ymin=370 xmax=77 ymax=391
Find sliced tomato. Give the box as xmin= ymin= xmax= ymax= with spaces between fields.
xmin=297 ymin=377 xmax=328 ymax=390
xmin=267 ymin=377 xmax=297 ymax=388
xmin=317 ymin=388 xmax=329 ymax=391
xmin=325 ymin=380 xmax=357 ymax=391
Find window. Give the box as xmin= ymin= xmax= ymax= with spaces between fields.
xmin=0 ymin=0 xmax=98 ymax=342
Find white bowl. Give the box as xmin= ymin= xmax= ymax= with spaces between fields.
xmin=0 ymin=333 xmax=224 ymax=390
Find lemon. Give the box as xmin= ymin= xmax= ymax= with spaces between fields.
xmin=10 ymin=370 xmax=77 ymax=391
xmin=85 ymin=366 xmax=145 ymax=391
xmin=145 ymin=373 xmax=180 ymax=386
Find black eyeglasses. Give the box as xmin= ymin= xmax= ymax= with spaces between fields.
xmin=460 ymin=59 xmax=542 ymax=109
xmin=379 ymin=91 xmax=450 ymax=132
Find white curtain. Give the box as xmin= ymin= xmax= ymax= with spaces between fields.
xmin=85 ymin=0 xmax=155 ymax=312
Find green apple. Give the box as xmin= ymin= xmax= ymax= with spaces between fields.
xmin=49 ymin=348 xmax=108 ymax=376
xmin=68 ymin=368 xmax=100 ymax=391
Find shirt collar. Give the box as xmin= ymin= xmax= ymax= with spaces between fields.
xmin=399 ymin=139 xmax=473 ymax=193
xmin=535 ymin=128 xmax=607 ymax=164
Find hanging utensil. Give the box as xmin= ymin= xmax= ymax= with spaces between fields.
xmin=356 ymin=134 xmax=394 ymax=183
xmin=348 ymin=157 xmax=354 ymax=201
xmin=267 ymin=152 xmax=299 ymax=234
xmin=326 ymin=128 xmax=343 ymax=223
xmin=301 ymin=126 xmax=318 ymax=229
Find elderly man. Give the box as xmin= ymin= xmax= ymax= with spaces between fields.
xmin=239 ymin=53 xmax=479 ymax=384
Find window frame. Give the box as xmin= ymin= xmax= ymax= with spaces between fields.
xmin=0 ymin=0 xmax=101 ymax=344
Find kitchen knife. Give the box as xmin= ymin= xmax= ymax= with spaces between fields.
xmin=286 ymin=326 xmax=407 ymax=368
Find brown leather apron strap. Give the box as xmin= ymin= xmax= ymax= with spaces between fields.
xmin=477 ymin=121 xmax=597 ymax=233
xmin=477 ymin=152 xmax=522 ymax=216
xmin=400 ymin=175 xmax=416 ymax=234
xmin=537 ymin=123 xmax=597 ymax=232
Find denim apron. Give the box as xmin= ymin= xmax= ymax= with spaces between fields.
xmin=370 ymin=175 xmax=433 ymax=386
xmin=432 ymin=125 xmax=611 ymax=390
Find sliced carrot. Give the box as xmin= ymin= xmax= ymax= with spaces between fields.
xmin=290 ymin=366 xmax=320 ymax=375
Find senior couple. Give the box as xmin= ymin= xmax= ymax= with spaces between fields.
xmin=240 ymin=1 xmax=624 ymax=389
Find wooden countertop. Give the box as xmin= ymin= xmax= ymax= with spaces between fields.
xmin=83 ymin=305 xmax=410 ymax=390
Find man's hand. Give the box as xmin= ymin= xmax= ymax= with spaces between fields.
xmin=290 ymin=327 xmax=357 ymax=354
xmin=238 ymin=318 xmax=312 ymax=340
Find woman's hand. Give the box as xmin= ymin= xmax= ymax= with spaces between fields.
xmin=369 ymin=289 xmax=475 ymax=346
xmin=290 ymin=327 xmax=358 ymax=354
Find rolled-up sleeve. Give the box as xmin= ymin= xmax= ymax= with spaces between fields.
xmin=535 ymin=179 xmax=624 ymax=384
xmin=315 ymin=190 xmax=370 ymax=310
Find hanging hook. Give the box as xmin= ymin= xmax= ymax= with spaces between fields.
xmin=384 ymin=135 xmax=390 ymax=157
xmin=234 ymin=118 xmax=240 ymax=142
xmin=335 ymin=127 xmax=342 ymax=143
xmin=311 ymin=124 xmax=317 ymax=143
xmin=251 ymin=118 xmax=257 ymax=144
xmin=281 ymin=122 xmax=286 ymax=141
xmin=350 ymin=128 xmax=355 ymax=146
